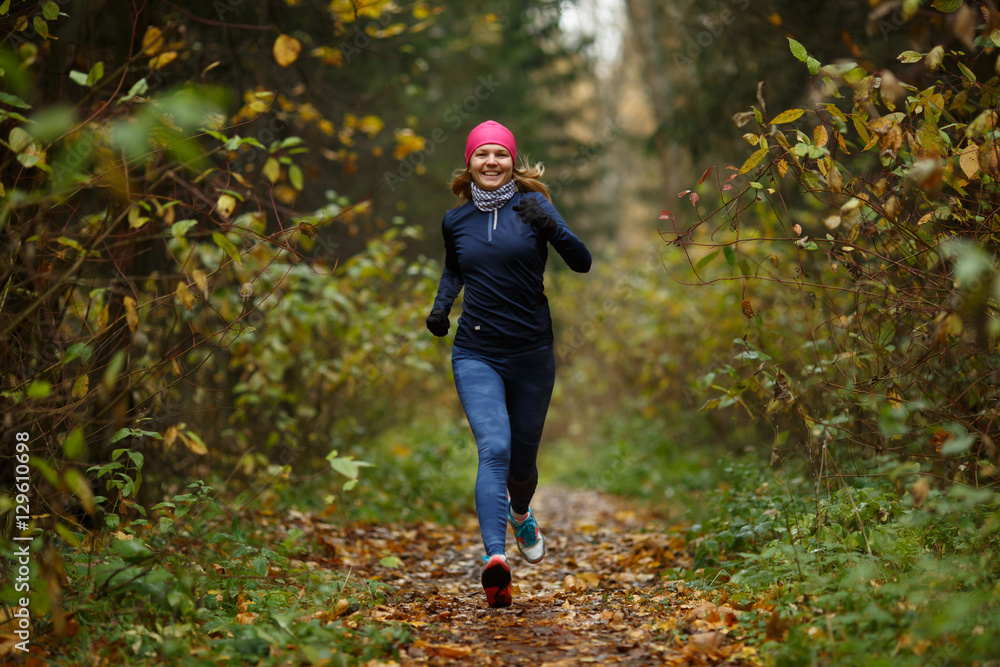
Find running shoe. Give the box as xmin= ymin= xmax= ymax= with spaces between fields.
xmin=508 ymin=501 xmax=546 ymax=564
xmin=481 ymin=554 xmax=512 ymax=608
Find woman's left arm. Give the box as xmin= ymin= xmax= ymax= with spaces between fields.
xmin=533 ymin=195 xmax=592 ymax=273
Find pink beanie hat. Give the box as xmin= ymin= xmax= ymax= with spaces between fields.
xmin=464 ymin=120 xmax=516 ymax=165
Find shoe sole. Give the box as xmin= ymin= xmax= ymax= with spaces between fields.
xmin=516 ymin=536 xmax=545 ymax=564
xmin=481 ymin=557 xmax=512 ymax=608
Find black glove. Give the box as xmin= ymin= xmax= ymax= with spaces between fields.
xmin=513 ymin=197 xmax=558 ymax=240
xmin=425 ymin=308 xmax=450 ymax=337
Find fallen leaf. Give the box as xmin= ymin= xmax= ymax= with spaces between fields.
xmin=689 ymin=631 xmax=724 ymax=649
xmin=765 ymin=608 xmax=788 ymax=641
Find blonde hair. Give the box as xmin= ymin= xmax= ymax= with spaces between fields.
xmin=451 ymin=157 xmax=551 ymax=202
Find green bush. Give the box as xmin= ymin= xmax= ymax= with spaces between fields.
xmin=662 ymin=453 xmax=1000 ymax=664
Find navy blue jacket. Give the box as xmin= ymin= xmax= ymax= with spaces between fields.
xmin=431 ymin=191 xmax=591 ymax=354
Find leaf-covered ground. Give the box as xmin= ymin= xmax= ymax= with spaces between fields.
xmin=300 ymin=487 xmax=763 ymax=666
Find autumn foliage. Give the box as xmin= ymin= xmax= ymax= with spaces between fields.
xmin=668 ymin=6 xmax=1000 ymax=488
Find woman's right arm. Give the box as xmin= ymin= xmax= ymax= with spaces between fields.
xmin=432 ymin=218 xmax=463 ymax=313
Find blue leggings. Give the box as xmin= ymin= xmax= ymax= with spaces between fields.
xmin=452 ymin=344 xmax=555 ymax=557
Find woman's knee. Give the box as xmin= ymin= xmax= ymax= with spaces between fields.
xmin=477 ymin=436 xmax=511 ymax=466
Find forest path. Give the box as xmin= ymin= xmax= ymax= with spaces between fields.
xmin=350 ymin=486 xmax=761 ymax=666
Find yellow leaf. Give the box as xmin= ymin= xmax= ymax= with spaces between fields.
xmin=847 ymin=223 xmax=860 ymax=245
xmin=739 ymin=146 xmax=769 ymax=174
xmin=142 ymin=26 xmax=164 ymax=55
xmin=827 ymin=164 xmax=843 ymax=193
xmin=884 ymin=195 xmax=902 ymax=221
xmin=357 ymin=115 xmax=385 ymax=137
xmin=97 ymin=301 xmax=109 ymax=332
xmin=72 ymin=375 xmax=89 ymax=400
xmin=966 ymin=109 xmax=998 ymax=138
xmin=193 ymin=270 xmax=208 ymax=296
xmin=263 ymin=157 xmax=281 ymax=183
xmin=887 ymin=388 xmax=902 ymax=408
xmin=852 ymin=115 xmax=871 ymax=145
xmin=149 ymin=51 xmax=178 ymax=71
xmin=164 ymin=426 xmax=179 ymax=450
xmin=179 ymin=430 xmax=208 ymax=455
xmin=959 ymin=144 xmax=979 ymax=179
xmin=777 ymin=159 xmax=789 ymax=178
xmin=770 ymin=109 xmax=806 ymax=124
xmin=274 ymin=184 xmax=298 ymax=204
xmin=128 ymin=205 xmax=149 ymax=230
xmin=231 ymin=172 xmax=252 ymax=189
xmin=814 ymin=125 xmax=829 ymax=147
xmin=310 ymin=45 xmax=343 ymax=66
xmin=836 ymin=131 xmax=849 ymax=154
xmin=216 ymin=193 xmax=236 ymax=218
xmin=273 ymin=34 xmax=302 ymax=67
xmin=393 ymin=128 xmax=426 ymax=160
xmin=925 ymin=45 xmax=944 ymax=72
xmin=944 ymin=312 xmax=963 ymax=336
xmin=124 ymin=296 xmax=139 ymax=332
xmin=176 ymin=281 xmax=195 ymax=310
xmin=158 ymin=203 xmax=175 ymax=225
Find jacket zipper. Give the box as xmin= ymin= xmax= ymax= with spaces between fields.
xmin=488 ymin=209 xmax=497 ymax=242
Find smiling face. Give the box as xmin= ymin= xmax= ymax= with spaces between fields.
xmin=468 ymin=144 xmax=514 ymax=191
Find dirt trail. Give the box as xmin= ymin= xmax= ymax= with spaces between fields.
xmin=360 ymin=487 xmax=761 ymax=666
